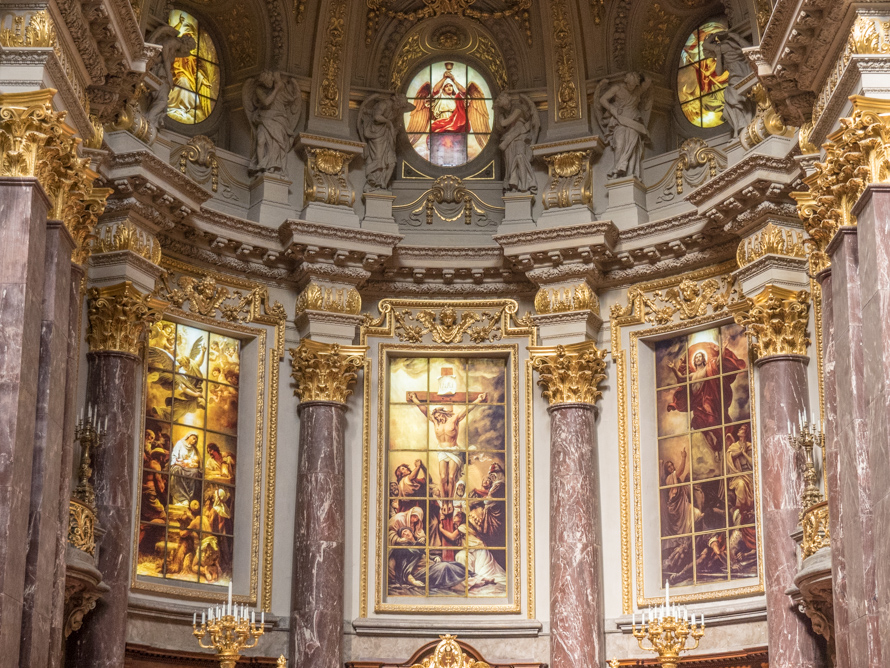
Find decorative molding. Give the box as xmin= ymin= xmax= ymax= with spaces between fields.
xmin=548 ymin=0 xmax=580 ymax=121
xmin=92 ymin=221 xmax=162 ymax=264
xmin=157 ymin=273 xmax=286 ymax=324
xmin=528 ymin=340 xmax=607 ymax=406
xmin=316 ymin=0 xmax=347 ymax=119
xmin=179 ymin=135 xmax=219 ymax=192
xmin=68 ymin=500 xmax=96 ymax=556
xmin=652 ymin=138 xmax=726 ymax=205
xmin=735 ymin=286 xmax=810 ymax=359
xmin=0 ymin=10 xmax=54 ymax=47
xmin=289 ymin=338 xmax=367 ymax=404
xmin=541 ymin=151 xmax=592 ymax=209
xmin=216 ymin=3 xmax=257 ymax=70
xmin=408 ymin=635 xmax=492 ymax=668
xmin=800 ymin=500 xmax=831 ymax=562
xmin=534 ymin=282 xmax=599 ymax=315
xmin=641 ymin=3 xmax=681 ymax=72
xmin=295 ymin=281 xmax=361 ymax=315
xmin=393 ymin=175 xmax=502 ymax=227
xmin=740 ymin=83 xmax=796 ymax=150
xmin=86 ymin=282 xmax=166 ymax=355
xmin=303 ymin=147 xmax=356 ymax=206
xmin=736 ymin=223 xmax=806 ymax=268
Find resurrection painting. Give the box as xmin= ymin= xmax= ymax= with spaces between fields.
xmin=404 ymin=61 xmax=494 ymax=167
xmin=677 ymin=20 xmax=728 ymax=128
xmin=166 ymin=10 xmax=220 ymax=124
xmin=138 ymin=320 xmax=240 ymax=586
xmin=655 ymin=324 xmax=757 ymax=587
xmin=386 ymin=357 xmax=508 ymax=599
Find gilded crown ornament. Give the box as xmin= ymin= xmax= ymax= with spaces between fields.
xmin=734 ymin=286 xmax=810 ymax=358
xmin=289 ymin=339 xmax=368 ymax=404
xmin=529 ymin=340 xmax=607 ymax=406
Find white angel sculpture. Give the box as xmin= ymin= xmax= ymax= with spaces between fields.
xmin=595 ymin=72 xmax=653 ymax=180
xmin=242 ymin=71 xmax=302 ymax=176
xmin=702 ymin=30 xmax=755 ymax=137
xmin=494 ymin=91 xmax=539 ymax=193
xmin=405 ymin=65 xmax=490 ymax=149
xmin=145 ymin=24 xmax=195 ymax=130
xmin=358 ymin=92 xmax=413 ymax=191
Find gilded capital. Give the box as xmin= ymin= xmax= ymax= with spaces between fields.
xmin=529 ymin=340 xmax=607 ymax=406
xmin=86 ymin=282 xmax=166 ymax=355
xmin=289 ymin=338 xmax=367 ymax=404
xmin=295 ymin=281 xmax=361 ymax=316
xmin=734 ymin=286 xmax=810 ymax=358
xmin=534 ymin=282 xmax=598 ymax=315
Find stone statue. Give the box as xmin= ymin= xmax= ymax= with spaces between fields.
xmin=145 ymin=25 xmax=195 ymax=130
xmin=242 ymin=71 xmax=302 ymax=177
xmin=594 ymin=72 xmax=653 ymax=180
xmin=494 ymin=91 xmax=539 ymax=193
xmin=357 ymin=92 xmax=413 ymax=192
xmin=703 ymin=30 xmax=756 ymax=137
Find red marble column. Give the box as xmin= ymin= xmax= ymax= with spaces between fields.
xmin=19 ymin=220 xmax=76 ymax=668
xmin=755 ymin=355 xmax=822 ymax=668
xmin=824 ymin=227 xmax=881 ymax=668
xmin=67 ymin=350 xmax=140 ymax=668
xmin=852 ymin=184 xmax=890 ymax=663
xmin=0 ymin=178 xmax=50 ymax=664
xmin=290 ymin=401 xmax=347 ymax=668
xmin=549 ymin=402 xmax=604 ymax=668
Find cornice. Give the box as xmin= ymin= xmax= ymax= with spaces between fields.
xmin=493 ymin=220 xmax=619 ymax=248
xmin=279 ymin=219 xmax=403 ymax=250
xmin=599 ymin=240 xmax=739 ymax=289
xmin=104 ymin=150 xmax=212 ymax=208
xmin=686 ymin=154 xmax=800 ymax=207
xmin=196 ymin=206 xmax=280 ymax=242
xmin=156 ymin=233 xmax=291 ymax=283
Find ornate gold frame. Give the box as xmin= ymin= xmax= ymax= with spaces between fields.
xmin=358 ymin=299 xmax=536 ymax=615
xmin=610 ymin=262 xmax=765 ymax=612
xmin=130 ymin=259 xmax=286 ymax=611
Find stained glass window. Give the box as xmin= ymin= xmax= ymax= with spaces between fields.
xmin=386 ymin=357 xmax=508 ymax=598
xmin=677 ymin=21 xmax=729 ymax=128
xmin=166 ymin=10 xmax=220 ymax=125
xmin=138 ymin=320 xmax=239 ymax=586
xmin=403 ymin=61 xmax=494 ymax=167
xmin=654 ymin=324 xmax=758 ymax=587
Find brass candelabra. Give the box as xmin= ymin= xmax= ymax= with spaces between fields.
xmin=192 ymin=583 xmax=266 ymax=668
xmin=630 ymin=584 xmax=706 ymax=668
xmin=789 ymin=418 xmax=824 ymax=515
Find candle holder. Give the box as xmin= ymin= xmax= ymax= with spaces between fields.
xmin=192 ymin=583 xmax=266 ymax=668
xmin=789 ymin=421 xmax=824 ymax=515
xmin=631 ymin=611 xmax=705 ymax=668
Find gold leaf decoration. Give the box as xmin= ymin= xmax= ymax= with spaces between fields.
xmin=736 ymin=223 xmax=806 ymax=268
xmin=534 ymin=283 xmax=598 ymax=315
xmin=529 ymin=341 xmax=607 ymax=406
xmin=734 ymin=286 xmax=810 ymax=358
xmin=295 ymin=282 xmax=361 ymax=315
xmin=289 ymin=339 xmax=367 ymax=404
xmin=91 ymin=221 xmax=162 ymax=264
xmin=86 ymin=282 xmax=166 ymax=355
xmin=158 ymin=273 xmax=286 ymax=324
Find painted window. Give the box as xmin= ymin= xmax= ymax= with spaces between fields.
xmin=654 ymin=324 xmax=758 ymax=586
xmin=138 ymin=320 xmax=239 ymax=586
xmin=404 ymin=61 xmax=494 ymax=167
xmin=386 ymin=357 xmax=508 ymax=598
xmin=677 ymin=21 xmax=729 ymax=128
xmin=166 ymin=10 xmax=220 ymax=125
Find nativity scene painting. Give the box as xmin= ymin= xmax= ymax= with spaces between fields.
xmin=386 ymin=357 xmax=509 ymax=599
xmin=654 ymin=324 xmax=758 ymax=587
xmin=137 ymin=320 xmax=240 ymax=587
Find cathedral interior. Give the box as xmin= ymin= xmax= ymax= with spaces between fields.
xmin=1 ymin=0 xmax=886 ymax=666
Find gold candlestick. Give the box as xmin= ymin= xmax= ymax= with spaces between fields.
xmin=193 ymin=612 xmax=265 ymax=668
xmin=632 ymin=613 xmax=705 ymax=668
xmin=789 ymin=421 xmax=824 ymax=515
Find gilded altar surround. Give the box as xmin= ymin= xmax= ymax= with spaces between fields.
xmin=3 ymin=1 xmax=890 ymax=668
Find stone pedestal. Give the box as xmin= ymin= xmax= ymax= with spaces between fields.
xmin=498 ymin=193 xmax=536 ymax=233
xmin=604 ymin=176 xmax=648 ymax=228
xmin=248 ymin=173 xmax=293 ymax=226
xmin=754 ymin=354 xmax=821 ymax=668
xmin=0 ymin=178 xmax=49 ymax=665
xmin=362 ymin=191 xmax=399 ymax=234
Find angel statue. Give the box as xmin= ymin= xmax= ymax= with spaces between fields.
xmin=358 ymin=92 xmax=413 ymax=192
xmin=146 ymin=336 xmax=207 ymax=423
xmin=595 ymin=72 xmax=653 ymax=180
xmin=702 ymin=30 xmax=756 ymax=137
xmin=494 ymin=91 xmax=539 ymax=193
xmin=405 ymin=63 xmax=491 ymax=153
xmin=242 ymin=71 xmax=302 ymax=177
xmin=145 ymin=24 xmax=196 ymax=130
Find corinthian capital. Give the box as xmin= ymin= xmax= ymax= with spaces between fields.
xmin=735 ymin=286 xmax=810 ymax=358
xmin=528 ymin=340 xmax=607 ymax=406
xmin=289 ymin=339 xmax=368 ymax=404
xmin=86 ymin=282 xmax=166 ymax=355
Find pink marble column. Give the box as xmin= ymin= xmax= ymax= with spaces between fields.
xmin=756 ymin=355 xmax=822 ymax=668
xmin=549 ymin=403 xmax=604 ymax=668
xmin=67 ymin=351 xmax=140 ymax=668
xmin=824 ymin=227 xmax=881 ymax=668
xmin=852 ymin=184 xmax=890 ymax=663
xmin=290 ymin=401 xmax=347 ymax=668
xmin=0 ymin=178 xmax=50 ymax=664
xmin=19 ymin=220 xmax=76 ymax=668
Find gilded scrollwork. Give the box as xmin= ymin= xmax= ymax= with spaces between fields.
xmin=0 ymin=10 xmax=55 ymax=47
xmin=549 ymin=0 xmax=580 ymax=121
xmin=541 ymin=150 xmax=592 ymax=209
xmin=736 ymin=223 xmax=807 ymax=268
xmin=295 ymin=282 xmax=361 ymax=315
xmin=91 ymin=221 xmax=162 ymax=264
xmin=611 ymin=274 xmax=742 ymax=326
xmin=303 ymin=147 xmax=357 ymax=207
xmin=179 ymin=135 xmax=219 ymax=192
xmin=529 ymin=340 xmax=607 ymax=406
xmin=800 ymin=500 xmax=831 ymax=560
xmin=409 ymin=635 xmax=491 ymax=668
xmin=735 ymin=287 xmax=811 ymax=358
xmin=68 ymin=500 xmax=96 ymax=556
xmin=317 ymin=0 xmax=347 ymax=119
xmin=289 ymin=339 xmax=367 ymax=404
xmin=158 ymin=273 xmax=286 ymax=324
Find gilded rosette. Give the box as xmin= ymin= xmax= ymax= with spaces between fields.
xmin=735 ymin=286 xmax=810 ymax=358
xmin=289 ymin=338 xmax=368 ymax=404
xmin=86 ymin=282 xmax=167 ymax=355
xmin=529 ymin=340 xmax=607 ymax=405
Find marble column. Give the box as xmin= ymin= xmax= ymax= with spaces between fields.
xmin=737 ymin=288 xmax=821 ymax=668
xmin=19 ymin=220 xmax=76 ymax=668
xmin=853 ymin=184 xmax=890 ymax=664
xmin=288 ymin=340 xmax=366 ymax=668
xmin=67 ymin=283 xmax=162 ymax=668
xmin=529 ymin=341 xmax=607 ymax=668
xmin=0 ymin=178 xmax=50 ymax=666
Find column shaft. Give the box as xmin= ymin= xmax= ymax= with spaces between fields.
xmin=549 ymin=403 xmax=604 ymax=668
xmin=0 ymin=178 xmax=49 ymax=667
xmin=20 ymin=221 xmax=75 ymax=668
xmin=756 ymin=355 xmax=821 ymax=668
xmin=290 ymin=401 xmax=347 ymax=668
xmin=67 ymin=351 xmax=140 ymax=668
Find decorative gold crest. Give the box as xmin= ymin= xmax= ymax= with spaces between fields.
xmin=410 ymin=635 xmax=490 ymax=668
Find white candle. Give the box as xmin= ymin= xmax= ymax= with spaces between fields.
xmin=193 ymin=612 xmax=197 ymax=626
xmin=202 ymin=611 xmax=206 ymax=625
xmin=252 ymin=610 xmax=256 ymax=625
xmin=691 ymin=613 xmax=695 ymax=627
xmin=701 ymin=613 xmax=706 ymax=626
xmin=632 ymin=612 xmax=636 ymax=629
xmin=228 ymin=581 xmax=233 ymax=611
xmin=665 ymin=580 xmax=669 ymax=607
xmin=261 ymin=611 xmax=265 ymax=625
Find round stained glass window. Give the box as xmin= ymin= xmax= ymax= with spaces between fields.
xmin=677 ymin=21 xmax=729 ymax=129
xmin=166 ymin=10 xmax=220 ymax=125
xmin=403 ymin=61 xmax=494 ymax=167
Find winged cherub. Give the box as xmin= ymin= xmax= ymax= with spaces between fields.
xmin=146 ymin=336 xmax=207 ymax=422
xmin=405 ymin=64 xmax=491 ymax=150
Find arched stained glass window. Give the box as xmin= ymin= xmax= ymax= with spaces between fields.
xmin=403 ymin=61 xmax=494 ymax=167
xmin=166 ymin=10 xmax=220 ymax=125
xmin=677 ymin=21 xmax=729 ymax=129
